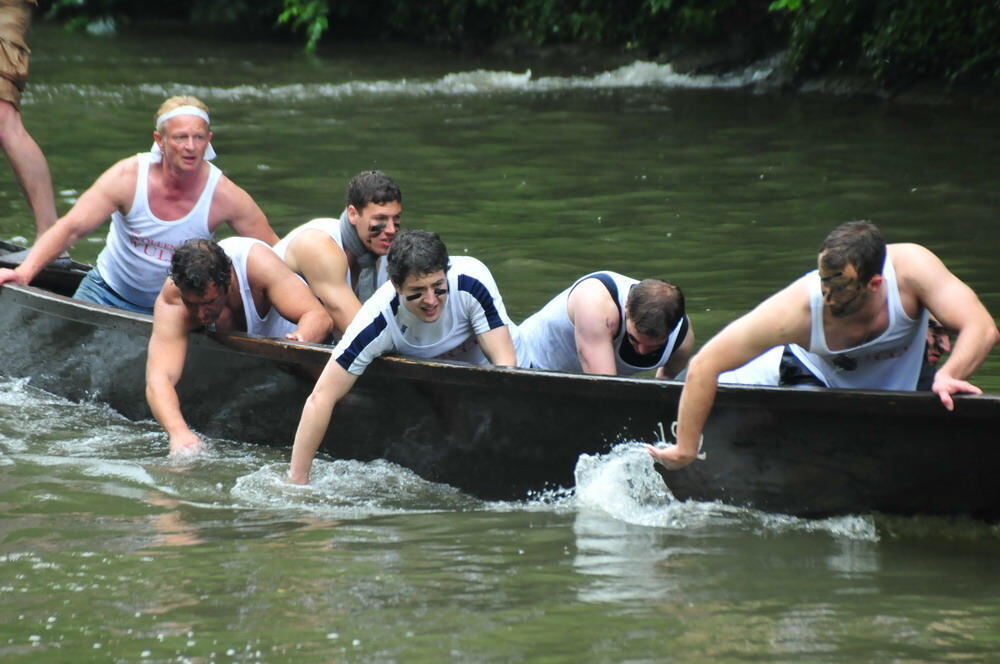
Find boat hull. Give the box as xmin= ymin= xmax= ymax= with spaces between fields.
xmin=2 ymin=255 xmax=999 ymax=516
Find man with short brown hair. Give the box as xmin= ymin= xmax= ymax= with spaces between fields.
xmin=146 ymin=237 xmax=331 ymax=455
xmin=649 ymin=221 xmax=999 ymax=472
xmin=518 ymin=272 xmax=693 ymax=378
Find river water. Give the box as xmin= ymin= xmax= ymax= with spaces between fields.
xmin=1 ymin=24 xmax=999 ymax=663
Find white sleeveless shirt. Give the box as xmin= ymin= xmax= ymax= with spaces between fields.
xmin=218 ymin=237 xmax=297 ymax=339
xmin=788 ymin=256 xmax=928 ymax=390
xmin=519 ymin=271 xmax=688 ymax=375
xmin=97 ymin=153 xmax=221 ymax=308
xmin=273 ymin=214 xmax=388 ymax=298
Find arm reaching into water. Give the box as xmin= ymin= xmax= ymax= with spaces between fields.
xmin=145 ymin=283 xmax=203 ymax=455
xmin=646 ymin=281 xmax=810 ymax=470
xmin=288 ymin=359 xmax=358 ymax=484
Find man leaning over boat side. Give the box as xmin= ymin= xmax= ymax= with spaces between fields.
xmin=0 ymin=95 xmax=279 ymax=313
xmin=647 ymin=220 xmax=1000 ymax=471
xmin=287 ymin=229 xmax=524 ymax=484
xmin=273 ymin=169 xmax=401 ymax=336
xmin=517 ymin=272 xmax=694 ymax=378
xmin=146 ymin=237 xmax=332 ymax=455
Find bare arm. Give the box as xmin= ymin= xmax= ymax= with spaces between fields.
xmin=285 ymin=232 xmax=362 ymax=336
xmin=477 ymin=325 xmax=518 ymax=366
xmin=213 ymin=177 xmax=279 ymax=245
xmin=569 ymin=279 xmax=620 ymax=375
xmin=145 ymin=282 xmax=203 ymax=454
xmin=288 ymin=359 xmax=358 ymax=484
xmin=656 ymin=319 xmax=695 ymax=379
xmin=647 ymin=282 xmax=811 ymax=469
xmin=0 ymin=158 xmax=134 ymax=286
xmin=249 ymin=245 xmax=333 ymax=343
xmin=895 ymin=244 xmax=1000 ymax=410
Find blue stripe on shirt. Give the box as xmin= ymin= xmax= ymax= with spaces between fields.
xmin=458 ymin=274 xmax=503 ymax=329
xmin=335 ymin=312 xmax=389 ymax=372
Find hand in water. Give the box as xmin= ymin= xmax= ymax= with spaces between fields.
xmin=169 ymin=431 xmax=204 ymax=456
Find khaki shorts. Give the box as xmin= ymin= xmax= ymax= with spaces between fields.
xmin=0 ymin=0 xmax=36 ymax=108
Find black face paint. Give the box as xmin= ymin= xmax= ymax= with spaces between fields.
xmin=369 ymin=218 xmax=400 ymax=236
xmin=405 ymin=287 xmax=448 ymax=301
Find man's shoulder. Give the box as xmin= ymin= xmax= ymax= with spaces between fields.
xmin=887 ymin=242 xmax=935 ymax=267
xmin=450 ymin=254 xmax=489 ymax=273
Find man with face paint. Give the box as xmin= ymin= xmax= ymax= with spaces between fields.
xmin=274 ymin=170 xmax=401 ymax=336
xmin=647 ymin=220 xmax=999 ymax=472
xmin=518 ymin=273 xmax=693 ymax=378
xmin=287 ymin=230 xmax=523 ymax=484
xmin=0 ymin=95 xmax=278 ymax=313
xmin=146 ymin=237 xmax=331 ymax=455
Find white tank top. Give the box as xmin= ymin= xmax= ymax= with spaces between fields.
xmin=97 ymin=153 xmax=221 ymax=308
xmin=218 ymin=237 xmax=297 ymax=339
xmin=789 ymin=256 xmax=928 ymax=390
xmin=273 ymin=214 xmax=387 ymax=298
xmin=519 ymin=271 xmax=688 ymax=375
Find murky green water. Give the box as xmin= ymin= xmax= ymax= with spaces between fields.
xmin=1 ymin=24 xmax=999 ymax=663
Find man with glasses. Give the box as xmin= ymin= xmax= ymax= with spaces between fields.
xmin=287 ymin=230 xmax=522 ymax=484
xmin=518 ymin=273 xmax=693 ymax=378
xmin=648 ymin=220 xmax=999 ymax=471
xmin=274 ymin=170 xmax=401 ymax=336
xmin=146 ymin=237 xmax=331 ymax=455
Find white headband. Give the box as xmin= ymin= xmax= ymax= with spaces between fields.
xmin=150 ymin=105 xmax=216 ymax=163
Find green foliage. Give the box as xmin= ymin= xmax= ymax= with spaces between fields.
xmin=37 ymin=0 xmax=1000 ymax=91
xmin=861 ymin=0 xmax=1000 ymax=85
xmin=767 ymin=0 xmax=1000 ymax=87
xmin=277 ymin=0 xmax=329 ymax=52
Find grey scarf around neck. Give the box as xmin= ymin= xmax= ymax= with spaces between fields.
xmin=338 ymin=208 xmax=379 ymax=301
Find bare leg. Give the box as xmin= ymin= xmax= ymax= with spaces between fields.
xmin=0 ymin=99 xmax=57 ymax=236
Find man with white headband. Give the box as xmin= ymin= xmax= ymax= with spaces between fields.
xmin=0 ymin=95 xmax=279 ymax=314
xmin=274 ymin=170 xmax=401 ymax=336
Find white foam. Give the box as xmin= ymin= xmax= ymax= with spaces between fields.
xmin=231 ymin=459 xmax=480 ymax=517
xmin=573 ymin=442 xmax=881 ymax=541
xmin=30 ymin=59 xmax=775 ymax=106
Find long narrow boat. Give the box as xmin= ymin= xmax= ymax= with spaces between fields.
xmin=3 ymin=241 xmax=999 ymax=518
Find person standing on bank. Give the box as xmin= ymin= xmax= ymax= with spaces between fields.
xmin=274 ymin=170 xmax=402 ymax=335
xmin=287 ymin=230 xmax=522 ymax=484
xmin=146 ymin=237 xmax=331 ymax=455
xmin=0 ymin=0 xmax=58 ymax=252
xmin=647 ymin=220 xmax=999 ymax=471
xmin=0 ymin=95 xmax=278 ymax=313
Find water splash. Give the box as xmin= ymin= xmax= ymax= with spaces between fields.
xmin=573 ymin=442 xmax=881 ymax=541
xmin=30 ymin=59 xmax=776 ymax=106
xmin=231 ymin=459 xmax=483 ymax=517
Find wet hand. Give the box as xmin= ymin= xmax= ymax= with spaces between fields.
xmin=931 ymin=373 xmax=982 ymax=411
xmin=644 ymin=443 xmax=696 ymax=470
xmin=168 ymin=431 xmax=204 ymax=456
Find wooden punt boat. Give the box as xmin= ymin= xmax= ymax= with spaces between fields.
xmin=3 ymin=241 xmax=999 ymax=518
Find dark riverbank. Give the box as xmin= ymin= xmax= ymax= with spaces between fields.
xmin=40 ymin=0 xmax=1000 ymax=103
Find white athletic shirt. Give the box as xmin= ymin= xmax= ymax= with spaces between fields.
xmin=273 ymin=214 xmax=388 ymax=298
xmin=331 ymin=256 xmax=523 ymax=375
xmin=788 ymin=256 xmax=928 ymax=390
xmin=518 ymin=271 xmax=688 ymax=375
xmin=97 ymin=153 xmax=221 ymax=308
xmin=218 ymin=237 xmax=297 ymax=339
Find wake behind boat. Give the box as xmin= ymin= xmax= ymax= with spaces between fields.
xmin=2 ymin=241 xmax=999 ymax=518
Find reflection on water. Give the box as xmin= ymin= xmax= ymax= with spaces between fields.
xmin=3 ymin=378 xmax=1000 ymax=660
